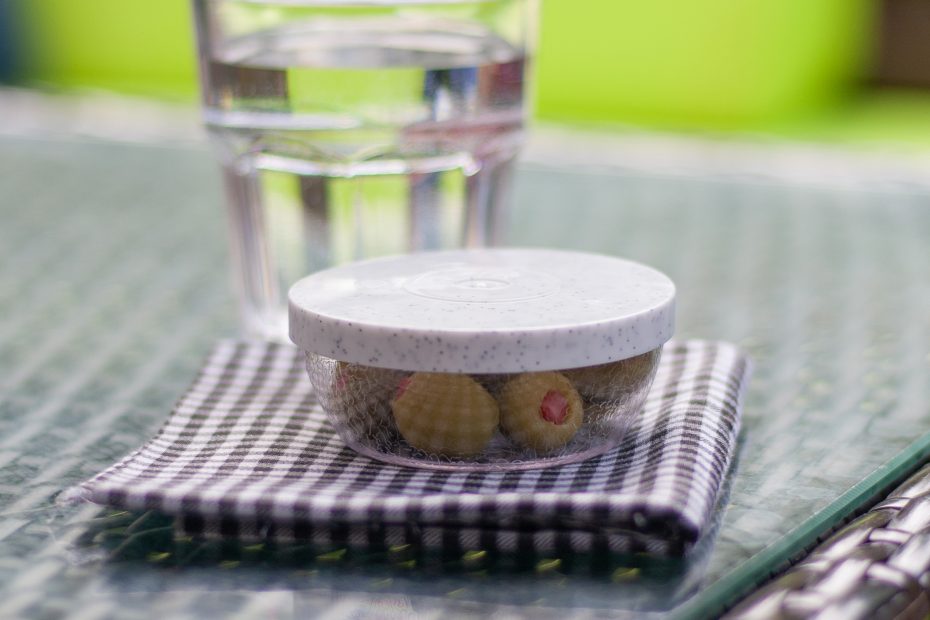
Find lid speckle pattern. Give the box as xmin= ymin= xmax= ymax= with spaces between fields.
xmin=289 ymin=249 xmax=675 ymax=373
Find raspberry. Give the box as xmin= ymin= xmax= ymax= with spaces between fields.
xmin=563 ymin=350 xmax=660 ymax=402
xmin=499 ymin=372 xmax=583 ymax=454
xmin=391 ymin=372 xmax=499 ymax=458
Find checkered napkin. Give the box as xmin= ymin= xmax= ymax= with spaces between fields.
xmin=68 ymin=339 xmax=750 ymax=557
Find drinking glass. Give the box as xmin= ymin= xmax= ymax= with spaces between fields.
xmin=191 ymin=0 xmax=535 ymax=340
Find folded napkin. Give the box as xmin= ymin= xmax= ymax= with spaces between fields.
xmin=68 ymin=339 xmax=750 ymax=557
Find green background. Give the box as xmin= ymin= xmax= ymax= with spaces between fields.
xmin=17 ymin=0 xmax=930 ymax=142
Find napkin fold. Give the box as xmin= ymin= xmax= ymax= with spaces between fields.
xmin=69 ymin=339 xmax=750 ymax=557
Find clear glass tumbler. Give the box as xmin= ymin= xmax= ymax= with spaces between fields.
xmin=191 ymin=0 xmax=536 ymax=341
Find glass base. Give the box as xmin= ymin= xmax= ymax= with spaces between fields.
xmin=339 ymin=421 xmax=632 ymax=472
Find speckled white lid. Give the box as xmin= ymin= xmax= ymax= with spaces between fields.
xmin=289 ymin=249 xmax=675 ymax=373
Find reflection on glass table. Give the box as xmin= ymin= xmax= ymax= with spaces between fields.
xmin=0 ymin=136 xmax=928 ymax=618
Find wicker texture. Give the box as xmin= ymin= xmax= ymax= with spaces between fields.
xmin=727 ymin=463 xmax=930 ymax=619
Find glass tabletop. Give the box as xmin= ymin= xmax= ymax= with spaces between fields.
xmin=1 ymin=136 xmax=928 ymax=619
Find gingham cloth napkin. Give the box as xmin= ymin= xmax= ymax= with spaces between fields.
xmin=69 ymin=339 xmax=750 ymax=557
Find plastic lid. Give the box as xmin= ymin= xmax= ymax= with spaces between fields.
xmin=289 ymin=248 xmax=675 ymax=373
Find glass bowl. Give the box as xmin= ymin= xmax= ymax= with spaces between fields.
xmin=289 ymin=248 xmax=675 ymax=471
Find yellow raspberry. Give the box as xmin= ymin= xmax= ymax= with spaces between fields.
xmin=499 ymin=372 xmax=584 ymax=454
xmin=391 ymin=373 xmax=499 ymax=458
xmin=563 ymin=350 xmax=660 ymax=402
